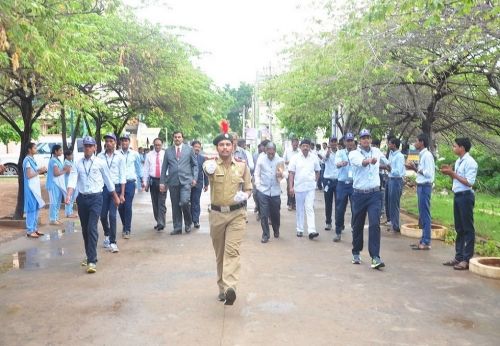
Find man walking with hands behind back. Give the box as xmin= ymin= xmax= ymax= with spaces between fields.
xmin=142 ymin=138 xmax=167 ymax=231
xmin=203 ymin=122 xmax=252 ymax=306
xmin=160 ymin=131 xmax=198 ymax=235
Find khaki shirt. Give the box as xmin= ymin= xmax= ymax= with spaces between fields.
xmin=203 ymin=157 xmax=252 ymax=206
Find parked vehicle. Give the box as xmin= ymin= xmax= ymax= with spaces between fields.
xmin=0 ymin=137 xmax=85 ymax=176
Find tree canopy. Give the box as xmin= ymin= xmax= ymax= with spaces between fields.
xmin=265 ymin=0 xmax=499 ymax=150
xmin=0 ymin=0 xmax=233 ymax=218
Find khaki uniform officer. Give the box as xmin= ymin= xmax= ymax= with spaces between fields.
xmin=203 ymin=132 xmax=252 ymax=306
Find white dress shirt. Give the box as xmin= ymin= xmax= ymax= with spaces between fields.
xmin=97 ymin=151 xmax=126 ymax=185
xmin=288 ymin=152 xmax=321 ymax=193
xmin=452 ymin=152 xmax=478 ymax=193
xmin=416 ymin=148 xmax=435 ymax=184
xmin=143 ymin=149 xmax=165 ymax=183
xmin=67 ymin=155 xmax=115 ymax=195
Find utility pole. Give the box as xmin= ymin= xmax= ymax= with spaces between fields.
xmin=241 ymin=105 xmax=246 ymax=139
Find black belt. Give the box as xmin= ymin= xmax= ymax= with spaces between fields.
xmin=389 ymin=177 xmax=403 ymax=179
xmin=354 ymin=187 xmax=380 ymax=194
xmin=80 ymin=192 xmax=101 ymax=197
xmin=150 ymin=176 xmax=160 ymax=180
xmin=211 ymin=201 xmax=247 ymax=213
xmin=417 ymin=183 xmax=432 ymax=186
xmin=126 ymin=179 xmax=136 ymax=182
xmin=454 ymin=190 xmax=473 ymax=196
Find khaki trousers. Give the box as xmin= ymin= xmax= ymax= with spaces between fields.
xmin=209 ymin=208 xmax=246 ymax=294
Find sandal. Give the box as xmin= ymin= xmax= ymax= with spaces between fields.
xmin=27 ymin=232 xmax=39 ymax=238
xmin=410 ymin=243 xmax=431 ymax=250
xmin=35 ymin=231 xmax=45 ymax=236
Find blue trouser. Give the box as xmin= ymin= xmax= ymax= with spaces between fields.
xmin=351 ymin=190 xmax=382 ymax=258
xmin=335 ymin=181 xmax=353 ymax=235
xmin=26 ymin=209 xmax=40 ymax=234
xmin=101 ymin=184 xmax=119 ymax=244
xmin=384 ymin=179 xmax=390 ymax=220
xmin=417 ymin=184 xmax=432 ymax=245
xmin=454 ymin=191 xmax=475 ymax=262
xmin=77 ymin=193 xmax=103 ymax=263
xmin=258 ymin=190 xmax=281 ymax=238
xmin=323 ymin=178 xmax=337 ymax=225
xmin=48 ymin=187 xmax=62 ymax=222
xmin=118 ymin=180 xmax=136 ymax=233
xmin=388 ymin=178 xmax=403 ymax=231
xmin=190 ymin=186 xmax=203 ymax=224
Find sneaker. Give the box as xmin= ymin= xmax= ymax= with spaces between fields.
xmin=86 ymin=263 xmax=97 ymax=273
xmin=296 ymin=232 xmax=303 ymax=237
xmin=217 ymin=292 xmax=225 ymax=302
xmin=308 ymin=232 xmax=319 ymax=240
xmin=110 ymin=243 xmax=119 ymax=253
xmin=81 ymin=258 xmax=88 ymax=266
xmin=371 ymin=257 xmax=385 ymax=269
xmin=325 ymin=224 xmax=332 ymax=231
xmin=103 ymin=236 xmax=110 ymax=248
xmin=288 ymin=206 xmax=293 ymax=211
xmin=333 ymin=234 xmax=341 ymax=242
xmin=124 ymin=232 xmax=130 ymax=239
xmin=352 ymin=254 xmax=361 ymax=264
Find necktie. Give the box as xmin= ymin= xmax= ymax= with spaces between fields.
xmin=155 ymin=152 xmax=160 ymax=178
xmin=176 ymin=147 xmax=180 ymax=160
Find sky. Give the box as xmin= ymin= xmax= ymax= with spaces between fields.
xmin=129 ymin=0 xmax=324 ymax=87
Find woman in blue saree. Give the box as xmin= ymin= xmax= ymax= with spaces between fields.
xmin=23 ymin=142 xmax=47 ymax=238
xmin=46 ymin=144 xmax=69 ymax=225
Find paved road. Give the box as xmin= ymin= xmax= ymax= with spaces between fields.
xmin=0 ymin=189 xmax=499 ymax=345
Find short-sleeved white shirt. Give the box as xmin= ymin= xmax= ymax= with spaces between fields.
xmin=288 ymin=152 xmax=321 ymax=192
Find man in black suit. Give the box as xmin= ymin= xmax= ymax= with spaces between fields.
xmin=160 ymin=131 xmax=199 ymax=235
xmin=190 ymin=140 xmax=209 ymax=228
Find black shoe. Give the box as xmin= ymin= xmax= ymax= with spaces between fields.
xmin=185 ymin=226 xmax=192 ymax=233
xmin=218 ymin=292 xmax=225 ymax=302
xmin=154 ymin=225 xmax=158 ymax=230
xmin=274 ymin=232 xmax=279 ymax=238
xmin=194 ymin=223 xmax=200 ymax=229
xmin=261 ymin=237 xmax=269 ymax=243
xmin=333 ymin=234 xmax=341 ymax=242
xmin=296 ymin=232 xmax=303 ymax=237
xmin=156 ymin=226 xmax=164 ymax=232
xmin=170 ymin=230 xmax=182 ymax=235
xmin=308 ymin=232 xmax=319 ymax=240
xmin=224 ymin=288 xmax=236 ymax=305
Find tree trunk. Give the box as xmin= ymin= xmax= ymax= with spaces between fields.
xmin=421 ymin=116 xmax=436 ymax=154
xmin=95 ymin=118 xmax=102 ymax=154
xmin=60 ymin=106 xmax=68 ymax=151
xmin=13 ymin=95 xmax=34 ymax=220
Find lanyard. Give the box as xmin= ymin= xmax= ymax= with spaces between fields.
xmin=122 ymin=150 xmax=129 ymax=166
xmin=105 ymin=153 xmax=115 ymax=169
xmin=455 ymin=157 xmax=465 ymax=173
xmin=83 ymin=158 xmax=94 ymax=179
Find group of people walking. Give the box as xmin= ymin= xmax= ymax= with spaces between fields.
xmin=19 ymin=126 xmax=478 ymax=305
xmin=253 ymin=130 xmax=478 ymax=273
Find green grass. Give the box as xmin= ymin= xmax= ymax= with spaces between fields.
xmin=401 ymin=190 xmax=500 ymax=243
